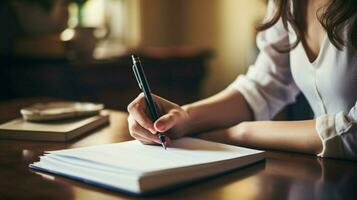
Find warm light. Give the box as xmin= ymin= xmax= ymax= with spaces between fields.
xmin=68 ymin=3 xmax=78 ymax=28
xmin=67 ymin=0 xmax=105 ymax=28
xmin=60 ymin=28 xmax=75 ymax=41
xmin=82 ymin=0 xmax=105 ymax=27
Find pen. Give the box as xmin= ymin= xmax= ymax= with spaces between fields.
xmin=131 ymin=54 xmax=167 ymax=150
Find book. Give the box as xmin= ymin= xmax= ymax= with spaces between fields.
xmin=29 ymin=137 xmax=265 ymax=195
xmin=0 ymin=115 xmax=109 ymax=141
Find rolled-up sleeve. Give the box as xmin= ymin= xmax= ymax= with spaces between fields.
xmin=316 ymin=102 xmax=357 ymax=160
xmin=228 ymin=2 xmax=300 ymax=120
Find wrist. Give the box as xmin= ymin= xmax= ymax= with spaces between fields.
xmin=179 ymin=104 xmax=193 ymax=136
xmin=229 ymin=122 xmax=251 ymax=143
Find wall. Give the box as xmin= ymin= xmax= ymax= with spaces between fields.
xmin=127 ymin=0 xmax=267 ymax=97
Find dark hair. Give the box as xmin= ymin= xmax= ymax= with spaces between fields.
xmin=256 ymin=0 xmax=357 ymax=51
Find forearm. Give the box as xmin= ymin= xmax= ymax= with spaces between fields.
xmin=182 ymin=88 xmax=253 ymax=135
xmin=197 ymin=120 xmax=323 ymax=155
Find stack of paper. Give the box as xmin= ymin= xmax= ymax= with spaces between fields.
xmin=30 ymin=137 xmax=264 ymax=195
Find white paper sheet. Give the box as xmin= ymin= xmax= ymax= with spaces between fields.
xmin=48 ymin=137 xmax=262 ymax=172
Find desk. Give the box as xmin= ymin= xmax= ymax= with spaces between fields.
xmin=1 ymin=98 xmax=357 ymax=200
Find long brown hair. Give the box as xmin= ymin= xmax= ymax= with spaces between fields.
xmin=256 ymin=0 xmax=357 ymax=51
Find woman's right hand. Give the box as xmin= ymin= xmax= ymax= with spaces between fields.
xmin=127 ymin=93 xmax=190 ymax=145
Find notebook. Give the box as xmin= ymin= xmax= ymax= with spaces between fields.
xmin=0 ymin=115 xmax=109 ymax=141
xmin=30 ymin=137 xmax=265 ymax=195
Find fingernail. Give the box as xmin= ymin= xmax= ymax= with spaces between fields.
xmin=156 ymin=122 xmax=165 ymax=131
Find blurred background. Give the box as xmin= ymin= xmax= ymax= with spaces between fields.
xmin=0 ymin=0 xmax=311 ymax=119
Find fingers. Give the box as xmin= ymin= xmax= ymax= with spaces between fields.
xmin=151 ymin=94 xmax=174 ymax=111
xmin=133 ymin=134 xmax=154 ymax=145
xmin=127 ymin=93 xmax=156 ymax=134
xmin=128 ymin=92 xmax=180 ymax=146
xmin=154 ymin=110 xmax=181 ymax=132
xmin=128 ymin=116 xmax=161 ymax=144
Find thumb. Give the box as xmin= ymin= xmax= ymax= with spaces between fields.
xmin=154 ymin=111 xmax=180 ymax=132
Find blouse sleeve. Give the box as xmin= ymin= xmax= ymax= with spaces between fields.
xmin=316 ymin=15 xmax=357 ymax=160
xmin=228 ymin=1 xmax=300 ymax=120
xmin=316 ymin=102 xmax=357 ymax=160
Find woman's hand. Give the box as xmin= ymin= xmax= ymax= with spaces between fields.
xmin=127 ymin=93 xmax=190 ymax=145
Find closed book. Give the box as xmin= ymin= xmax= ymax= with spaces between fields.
xmin=0 ymin=115 xmax=109 ymax=141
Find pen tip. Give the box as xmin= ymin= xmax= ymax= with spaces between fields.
xmin=162 ymin=142 xmax=167 ymax=150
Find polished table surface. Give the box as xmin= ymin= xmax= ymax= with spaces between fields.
xmin=1 ymin=98 xmax=357 ymax=200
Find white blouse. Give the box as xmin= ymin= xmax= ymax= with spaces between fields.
xmin=228 ymin=3 xmax=357 ymax=160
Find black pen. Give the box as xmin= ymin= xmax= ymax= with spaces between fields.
xmin=131 ymin=55 xmax=167 ymax=150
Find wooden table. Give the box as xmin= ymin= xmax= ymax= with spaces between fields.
xmin=1 ymin=98 xmax=357 ymax=200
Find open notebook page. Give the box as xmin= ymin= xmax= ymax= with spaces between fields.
xmin=47 ymin=137 xmax=262 ymax=173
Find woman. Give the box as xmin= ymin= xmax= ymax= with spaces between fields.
xmin=127 ymin=0 xmax=357 ymax=160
